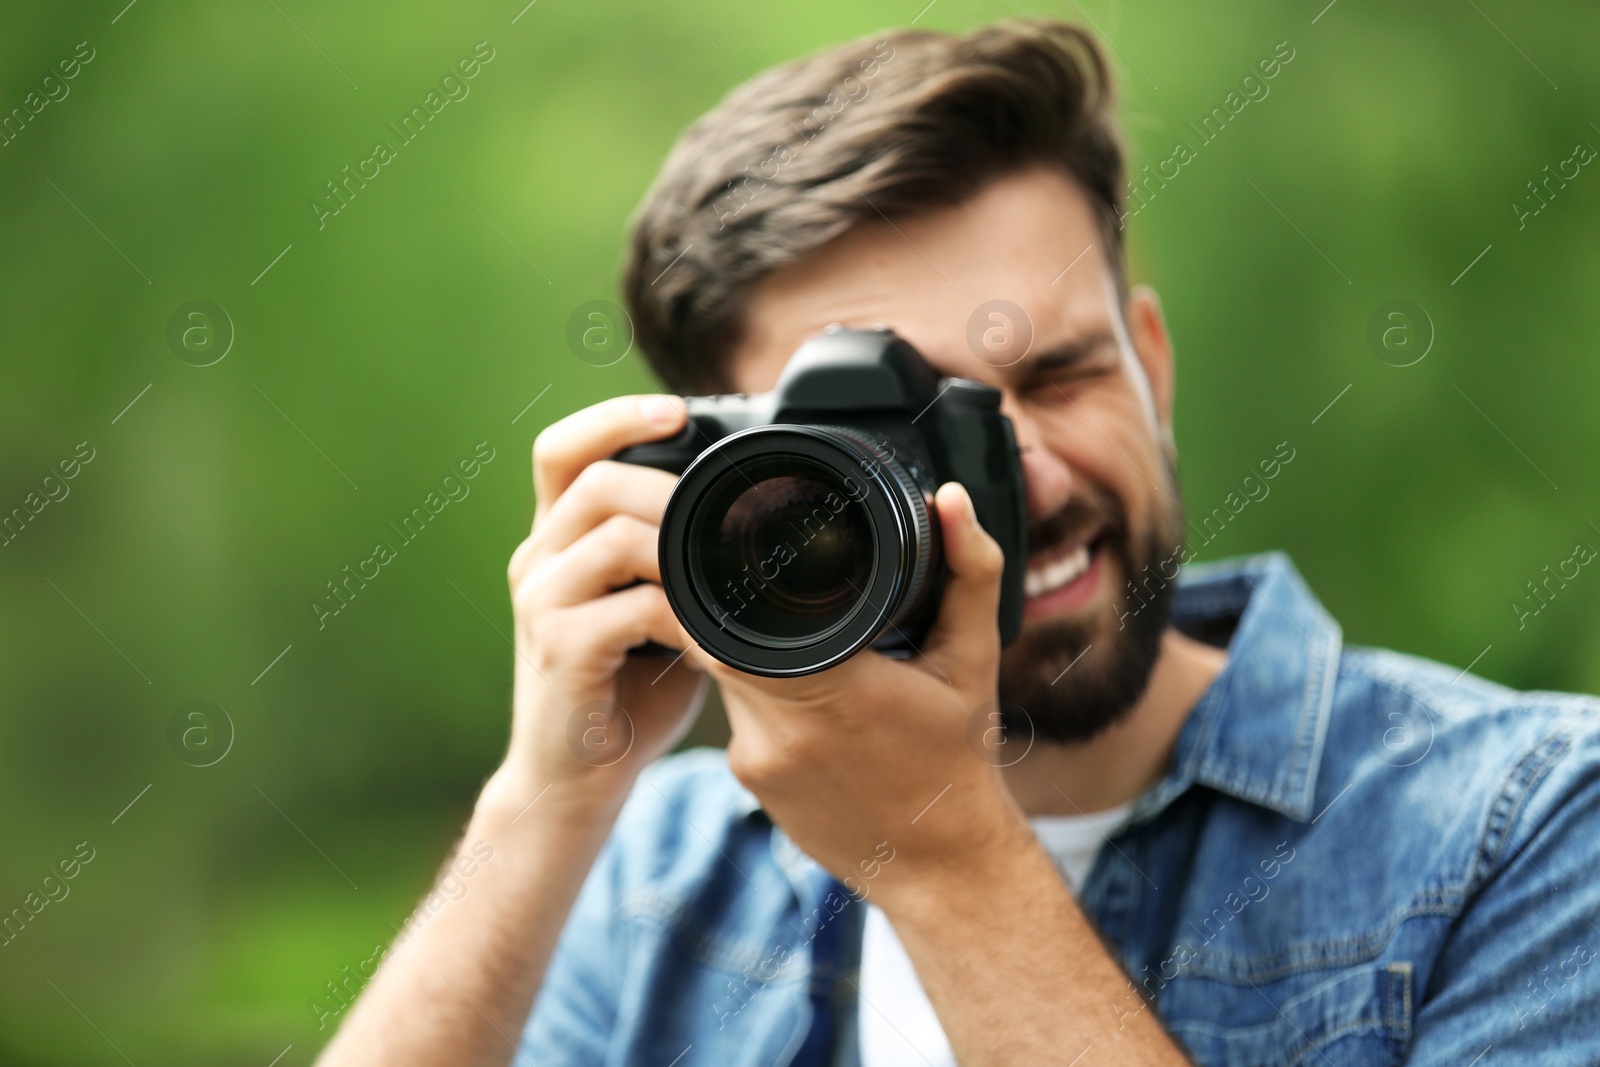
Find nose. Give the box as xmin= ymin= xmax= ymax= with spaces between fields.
xmin=1019 ymin=446 xmax=1073 ymax=524
xmin=1006 ymin=406 xmax=1072 ymax=524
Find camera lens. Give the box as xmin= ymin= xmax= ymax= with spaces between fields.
xmin=658 ymin=425 xmax=939 ymax=676
xmin=688 ymin=457 xmax=875 ymax=646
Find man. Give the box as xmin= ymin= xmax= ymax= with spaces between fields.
xmin=317 ymin=20 xmax=1600 ymax=1066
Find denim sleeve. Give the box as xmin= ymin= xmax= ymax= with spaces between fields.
xmin=517 ymin=831 xmax=624 ymax=1065
xmin=1406 ymin=726 xmax=1600 ymax=1065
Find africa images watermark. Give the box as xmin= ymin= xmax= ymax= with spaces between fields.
xmin=1512 ymin=137 xmax=1595 ymax=231
xmin=1 ymin=841 xmax=97 ymax=949
xmin=309 ymin=839 xmax=495 ymax=1030
xmin=310 ymin=441 xmax=497 ymax=629
xmin=1118 ymin=40 xmax=1297 ymax=227
xmin=1511 ymin=533 xmax=1596 ymax=631
xmin=1113 ymin=841 xmax=1299 ymax=1030
xmin=1 ymin=40 xmax=96 ymax=149
xmin=309 ymin=41 xmax=497 ymax=230
xmin=1513 ymin=938 xmax=1596 ymax=1032
xmin=1118 ymin=441 xmax=1297 ymax=631
xmin=2 ymin=441 xmax=96 ymax=548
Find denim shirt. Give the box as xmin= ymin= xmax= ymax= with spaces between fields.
xmin=519 ymin=553 xmax=1600 ymax=1065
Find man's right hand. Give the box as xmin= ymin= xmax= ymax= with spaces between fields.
xmin=496 ymin=393 xmax=710 ymax=816
xmin=315 ymin=394 xmax=711 ymax=1067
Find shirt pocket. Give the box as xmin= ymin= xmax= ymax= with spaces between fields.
xmin=1159 ymin=960 xmax=1413 ymax=1067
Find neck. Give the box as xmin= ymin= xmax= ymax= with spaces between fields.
xmin=1002 ymin=628 xmax=1227 ymax=817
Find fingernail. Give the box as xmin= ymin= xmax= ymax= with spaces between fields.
xmin=640 ymin=395 xmax=681 ymax=426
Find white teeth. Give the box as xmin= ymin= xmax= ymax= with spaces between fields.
xmin=1025 ymin=543 xmax=1092 ymax=598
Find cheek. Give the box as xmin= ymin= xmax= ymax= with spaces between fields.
xmin=1035 ymin=392 xmax=1166 ymax=531
xmin=1095 ymin=392 xmax=1167 ymax=490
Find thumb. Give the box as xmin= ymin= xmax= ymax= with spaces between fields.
xmin=923 ymin=482 xmax=1006 ymax=672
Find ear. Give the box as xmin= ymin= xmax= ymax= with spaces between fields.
xmin=1124 ymin=284 xmax=1175 ymax=443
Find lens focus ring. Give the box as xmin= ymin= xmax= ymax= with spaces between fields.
xmin=817 ymin=426 xmax=937 ymax=634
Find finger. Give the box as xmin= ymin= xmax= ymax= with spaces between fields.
xmin=537 ymin=582 xmax=704 ymax=679
xmin=923 ymin=482 xmax=1006 ymax=671
xmin=530 ymin=461 xmax=677 ymax=557
xmin=532 ymin=394 xmax=685 ymax=516
xmin=534 ymin=514 xmax=661 ymax=606
xmin=509 ymin=459 xmax=676 ymax=588
xmin=708 ymin=646 xmax=872 ymax=724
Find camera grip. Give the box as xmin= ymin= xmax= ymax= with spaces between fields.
xmin=613 ymin=417 xmax=712 ymax=661
xmin=611 ymin=421 xmax=700 ymax=473
xmin=929 ymin=381 xmax=1028 ymax=646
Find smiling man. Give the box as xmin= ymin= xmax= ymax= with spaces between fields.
xmin=315 ymin=20 xmax=1600 ymax=1067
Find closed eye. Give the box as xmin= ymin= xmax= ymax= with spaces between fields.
xmin=1013 ymin=331 xmax=1121 ymax=400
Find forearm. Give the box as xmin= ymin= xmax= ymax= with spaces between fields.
xmin=315 ymin=764 xmax=625 ymax=1067
xmin=880 ymin=825 xmax=1190 ymax=1066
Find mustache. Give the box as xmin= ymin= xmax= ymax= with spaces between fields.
xmin=1026 ymin=486 xmax=1125 ymax=557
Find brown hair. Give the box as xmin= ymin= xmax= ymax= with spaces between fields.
xmin=622 ymin=19 xmax=1126 ymax=393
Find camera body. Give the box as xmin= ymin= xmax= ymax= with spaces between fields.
xmin=617 ymin=326 xmax=1027 ymax=677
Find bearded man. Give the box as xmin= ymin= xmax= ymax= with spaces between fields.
xmin=317 ymin=20 xmax=1600 ymax=1067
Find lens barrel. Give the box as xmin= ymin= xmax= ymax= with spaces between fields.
xmin=658 ymin=425 xmax=939 ymax=676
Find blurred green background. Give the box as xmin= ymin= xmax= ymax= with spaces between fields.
xmin=2 ymin=0 xmax=1596 ymax=1062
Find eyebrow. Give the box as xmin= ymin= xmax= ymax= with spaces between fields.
xmin=1008 ymin=328 xmax=1120 ymax=388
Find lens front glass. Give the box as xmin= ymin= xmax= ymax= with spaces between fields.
xmin=688 ymin=455 xmax=875 ymax=646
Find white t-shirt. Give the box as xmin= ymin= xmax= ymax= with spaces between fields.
xmin=857 ymin=802 xmax=1134 ymax=1067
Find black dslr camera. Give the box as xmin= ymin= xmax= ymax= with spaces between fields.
xmin=616 ymin=326 xmax=1027 ymax=677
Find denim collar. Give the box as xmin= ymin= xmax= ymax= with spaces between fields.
xmin=727 ymin=551 xmax=1342 ymax=845
xmin=1142 ymin=551 xmax=1342 ymax=824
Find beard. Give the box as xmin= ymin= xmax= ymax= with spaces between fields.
xmin=997 ymin=461 xmax=1186 ymax=745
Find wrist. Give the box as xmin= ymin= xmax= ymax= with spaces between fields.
xmin=872 ymin=804 xmax=1047 ymax=923
xmin=477 ymin=757 xmax=635 ymax=836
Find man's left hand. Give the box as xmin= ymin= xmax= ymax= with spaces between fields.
xmin=707 ymin=482 xmax=1035 ymax=903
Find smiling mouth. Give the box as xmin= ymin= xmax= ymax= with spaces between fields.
xmin=1024 ymin=531 xmax=1104 ymax=599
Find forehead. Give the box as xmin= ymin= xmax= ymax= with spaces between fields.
xmin=729 ymin=166 xmax=1118 ymax=392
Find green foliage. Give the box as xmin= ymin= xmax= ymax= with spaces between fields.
xmin=1 ymin=0 xmax=1595 ymax=1062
